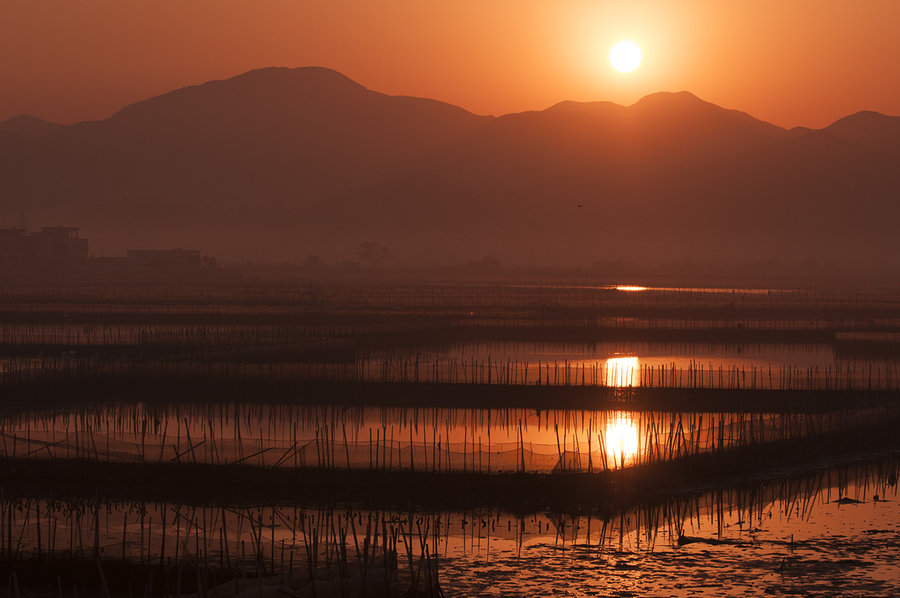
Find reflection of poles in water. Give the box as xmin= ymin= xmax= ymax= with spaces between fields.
xmin=1 ymin=456 xmax=897 ymax=587
xmin=4 ymin=401 xmax=893 ymax=475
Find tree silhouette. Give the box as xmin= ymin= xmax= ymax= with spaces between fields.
xmin=356 ymin=242 xmax=391 ymax=267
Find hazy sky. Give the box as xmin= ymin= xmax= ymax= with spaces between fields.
xmin=2 ymin=0 xmax=898 ymax=128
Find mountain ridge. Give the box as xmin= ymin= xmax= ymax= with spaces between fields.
xmin=1 ymin=66 xmax=898 ymax=266
xmin=7 ymin=69 xmax=896 ymax=131
xmin=0 ymin=114 xmax=62 ymax=140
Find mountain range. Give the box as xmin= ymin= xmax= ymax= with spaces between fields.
xmin=2 ymin=66 xmax=898 ymax=266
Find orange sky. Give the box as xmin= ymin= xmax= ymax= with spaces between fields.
xmin=2 ymin=0 xmax=899 ymax=128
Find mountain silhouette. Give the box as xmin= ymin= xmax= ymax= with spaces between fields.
xmin=0 ymin=115 xmax=61 ymax=140
xmin=824 ymin=110 xmax=900 ymax=143
xmin=1 ymin=67 xmax=898 ymax=266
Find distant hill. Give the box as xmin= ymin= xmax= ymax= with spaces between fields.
xmin=1 ymin=67 xmax=898 ymax=266
xmin=824 ymin=111 xmax=900 ymax=143
xmin=0 ymin=114 xmax=61 ymax=140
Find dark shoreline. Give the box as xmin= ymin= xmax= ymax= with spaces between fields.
xmin=3 ymin=376 xmax=898 ymax=416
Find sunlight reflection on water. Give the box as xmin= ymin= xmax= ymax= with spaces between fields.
xmin=605 ymin=356 xmax=639 ymax=387
xmin=605 ymin=412 xmax=639 ymax=467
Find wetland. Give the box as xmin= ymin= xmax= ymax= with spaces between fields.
xmin=1 ymin=280 xmax=899 ymax=596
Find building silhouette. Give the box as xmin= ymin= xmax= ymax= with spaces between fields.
xmin=1 ymin=225 xmax=219 ymax=280
xmin=0 ymin=226 xmax=88 ymax=264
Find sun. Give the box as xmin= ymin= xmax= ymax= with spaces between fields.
xmin=609 ymin=40 xmax=642 ymax=73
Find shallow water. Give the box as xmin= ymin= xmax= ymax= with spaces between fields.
xmin=439 ymin=469 xmax=900 ymax=596
xmin=3 ymin=401 xmax=873 ymax=473
xmin=2 ymin=460 xmax=896 ymax=597
xmin=360 ymin=339 xmax=900 ymax=390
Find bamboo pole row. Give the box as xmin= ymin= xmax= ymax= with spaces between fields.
xmin=0 ymin=500 xmax=445 ymax=596
xmin=3 ymin=402 xmax=892 ymax=474
xmin=0 ymin=454 xmax=897 ymax=590
xmin=5 ymin=353 xmax=900 ymax=391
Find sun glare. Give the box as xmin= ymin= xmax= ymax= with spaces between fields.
xmin=609 ymin=40 xmax=642 ymax=73
xmin=605 ymin=413 xmax=639 ymax=467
